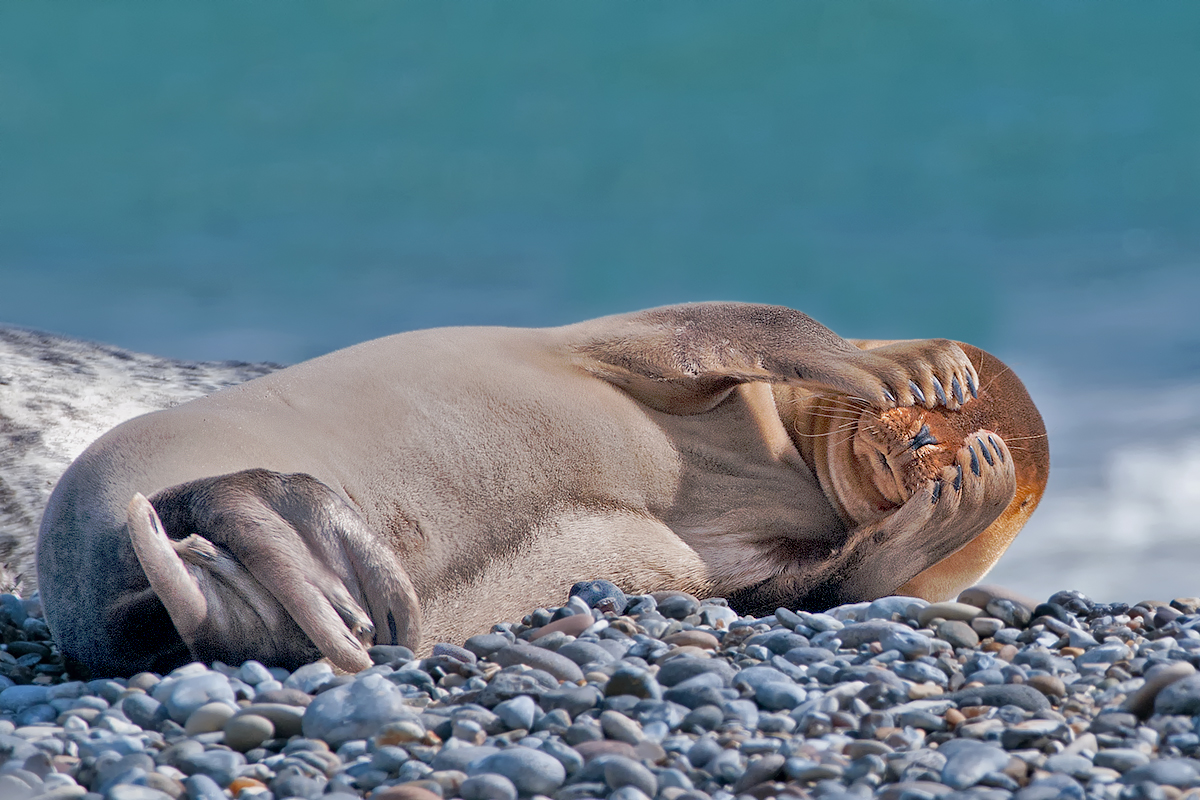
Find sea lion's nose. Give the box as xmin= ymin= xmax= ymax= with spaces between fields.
xmin=910 ymin=424 xmax=938 ymax=450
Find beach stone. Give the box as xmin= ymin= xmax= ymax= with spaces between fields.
xmin=880 ymin=628 xmax=937 ymax=658
xmin=490 ymin=644 xmax=584 ymax=683
xmin=176 ymin=749 xmax=246 ymax=787
xmin=223 ymin=714 xmax=274 ymax=752
xmin=530 ymin=613 xmax=593 ymax=640
xmin=120 ymin=694 xmax=167 ymax=730
xmin=755 ymin=681 xmax=807 ymax=711
xmin=600 ymin=710 xmax=644 ymax=744
xmin=492 ymin=695 xmax=537 ymax=731
xmin=253 ymin=687 xmax=312 ymax=706
xmin=570 ymin=579 xmax=627 ymax=613
xmin=467 ymin=746 xmax=566 ymax=795
xmin=1122 ymin=758 xmax=1200 ymax=787
xmin=463 ymin=634 xmax=513 ymax=660
xmin=948 ymin=684 xmax=1051 ymax=712
xmin=1044 ymin=753 xmax=1095 ymax=779
xmin=971 ymin=616 xmax=1005 ymax=637
xmin=939 ymin=739 xmax=1011 ymax=789
xmin=283 ymin=661 xmax=334 ymax=693
xmin=878 ymin=782 xmax=954 ymax=799
xmin=232 ymin=703 xmax=304 ymax=738
xmin=602 ymin=755 xmax=658 ymax=795
xmin=1093 ymin=748 xmax=1151 ymax=772
xmin=183 ymin=701 xmax=235 ymax=735
xmin=0 ymin=685 xmax=50 ymax=714
xmin=959 ymin=584 xmax=1038 ymax=614
xmin=459 ymin=773 xmax=518 ymax=800
xmin=984 ymin=598 xmax=1032 ymax=629
xmin=107 ymin=786 xmax=173 ymax=800
xmin=656 ymin=656 xmax=735 ymax=687
xmin=836 ymin=620 xmax=910 ymax=648
xmin=1026 ymin=674 xmax=1066 ymax=699
xmin=937 ymin=620 xmax=980 ymax=649
xmin=164 ymin=674 xmax=235 ymax=724
xmin=653 ymin=592 xmax=700 ymax=620
xmin=556 ymin=640 xmax=615 ymax=667
xmin=1123 ymin=660 xmax=1196 ymax=716
xmin=867 ymin=596 xmax=927 ymax=620
xmin=302 ymin=673 xmax=416 ymax=748
xmin=1153 ymin=672 xmax=1200 ymax=716
xmin=732 ymin=753 xmax=786 ymax=792
xmin=918 ymin=602 xmax=983 ymax=627
xmin=1017 ymin=773 xmax=1085 ymax=800
xmin=1076 ymin=642 xmax=1133 ymax=666
xmin=605 ymin=666 xmax=661 ymax=700
xmin=662 ymin=630 xmax=719 ymax=650
xmin=478 ymin=670 xmax=557 ymax=706
xmin=371 ymin=785 xmax=442 ymax=800
xmin=429 ymin=745 xmax=500 ymax=773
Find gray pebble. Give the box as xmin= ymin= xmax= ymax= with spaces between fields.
xmin=468 ymin=745 xmax=566 ymax=795
xmin=460 ymin=773 xmax=518 ymax=800
xmin=301 ymin=673 xmax=416 ymax=748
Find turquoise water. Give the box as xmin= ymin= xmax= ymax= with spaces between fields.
xmin=2 ymin=3 xmax=1199 ymax=599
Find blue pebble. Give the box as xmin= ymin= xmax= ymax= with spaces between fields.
xmin=569 ymin=579 xmax=627 ymax=613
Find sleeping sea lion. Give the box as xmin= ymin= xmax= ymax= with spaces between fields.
xmin=36 ymin=303 xmax=1048 ymax=678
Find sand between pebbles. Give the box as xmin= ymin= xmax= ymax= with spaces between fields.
xmin=3 ymin=583 xmax=1200 ymax=800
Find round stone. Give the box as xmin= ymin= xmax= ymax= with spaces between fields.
xmin=224 ymin=713 xmax=275 ymax=752
xmin=917 ymin=602 xmax=983 ymax=627
xmin=603 ymin=755 xmax=658 ymax=795
xmin=468 ymin=746 xmax=567 ymax=795
xmin=301 ymin=673 xmax=418 ymax=748
xmin=460 ymin=773 xmax=518 ymax=800
xmin=164 ymin=673 xmax=235 ymax=724
xmin=570 ymin=580 xmax=628 ymax=613
xmin=490 ymin=644 xmax=584 ymax=683
xmin=936 ymin=620 xmax=980 ymax=649
xmin=184 ymin=701 xmax=236 ymax=735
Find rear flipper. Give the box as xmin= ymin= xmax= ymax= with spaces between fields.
xmin=127 ymin=469 xmax=421 ymax=673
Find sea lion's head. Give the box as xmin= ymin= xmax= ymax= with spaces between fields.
xmin=790 ymin=342 xmax=1049 ymax=601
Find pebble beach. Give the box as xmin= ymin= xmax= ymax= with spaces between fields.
xmin=4 ymin=583 xmax=1200 ymax=800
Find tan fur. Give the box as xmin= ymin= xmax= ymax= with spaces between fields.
xmin=36 ymin=304 xmax=1046 ymax=677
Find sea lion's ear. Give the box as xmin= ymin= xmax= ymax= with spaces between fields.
xmin=895 ymin=343 xmax=1049 ymax=600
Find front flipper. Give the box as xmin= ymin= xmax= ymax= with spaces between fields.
xmin=729 ymin=432 xmax=1016 ymax=615
xmin=569 ymin=303 xmax=978 ymax=414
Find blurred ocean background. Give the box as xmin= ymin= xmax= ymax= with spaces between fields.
xmin=2 ymin=4 xmax=1198 ymax=604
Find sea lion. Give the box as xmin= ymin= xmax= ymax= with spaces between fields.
xmin=36 ymin=303 xmax=1048 ymax=678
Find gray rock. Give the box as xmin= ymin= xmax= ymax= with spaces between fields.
xmin=183 ymin=774 xmax=227 ymax=800
xmin=556 ymin=640 xmax=615 ymax=667
xmin=602 ymin=754 xmax=658 ymax=795
xmin=1092 ymin=748 xmax=1150 ymax=772
xmin=468 ymin=746 xmax=567 ymax=795
xmin=492 ymin=695 xmax=537 ymax=731
xmin=656 ymin=656 xmax=735 ymax=687
xmin=429 ymin=744 xmax=500 ymax=773
xmin=490 ymin=644 xmax=584 ymax=683
xmin=947 ymin=683 xmax=1051 ymax=713
xmin=1121 ymin=758 xmax=1200 ymax=787
xmin=1153 ymin=673 xmax=1200 ymax=716
xmin=176 ymin=749 xmax=246 ymax=787
xmin=282 ymin=661 xmax=334 ymax=693
xmin=107 ymin=786 xmax=173 ymax=800
xmin=163 ymin=673 xmax=235 ymax=724
xmin=460 ymin=773 xmax=518 ymax=800
xmin=939 ymin=739 xmax=1011 ymax=790
xmin=301 ymin=673 xmax=417 ymax=748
